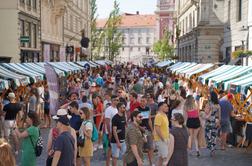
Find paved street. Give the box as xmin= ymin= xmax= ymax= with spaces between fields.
xmin=14 ymin=128 xmax=252 ymax=166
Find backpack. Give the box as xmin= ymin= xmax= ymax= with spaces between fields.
xmin=29 ymin=129 xmax=43 ymax=157
xmin=84 ymin=120 xmax=98 ymax=142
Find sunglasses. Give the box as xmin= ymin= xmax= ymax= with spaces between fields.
xmin=137 ymin=115 xmax=143 ymax=119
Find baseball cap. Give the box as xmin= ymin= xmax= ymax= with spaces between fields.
xmin=57 ymin=116 xmax=70 ymax=126
xmin=52 ymin=109 xmax=72 ymax=120
xmin=8 ymin=92 xmax=15 ymax=99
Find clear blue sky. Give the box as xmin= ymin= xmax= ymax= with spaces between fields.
xmin=96 ymin=0 xmax=157 ymax=18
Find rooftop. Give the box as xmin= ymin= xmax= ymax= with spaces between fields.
xmin=97 ymin=13 xmax=157 ymax=28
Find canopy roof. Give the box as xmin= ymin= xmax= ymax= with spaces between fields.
xmin=0 ymin=65 xmax=30 ymax=86
xmin=2 ymin=63 xmax=44 ymax=82
xmin=155 ymin=60 xmax=172 ymax=68
xmin=173 ymin=63 xmax=197 ymax=74
xmin=170 ymin=62 xmax=192 ymax=72
xmin=185 ymin=63 xmax=214 ymax=78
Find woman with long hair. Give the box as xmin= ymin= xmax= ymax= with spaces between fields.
xmin=0 ymin=138 xmax=16 ymax=166
xmin=184 ymin=95 xmax=201 ymax=156
xmin=205 ymin=91 xmax=221 ymax=156
xmin=14 ymin=112 xmax=40 ymax=166
xmin=79 ymin=107 xmax=94 ymax=166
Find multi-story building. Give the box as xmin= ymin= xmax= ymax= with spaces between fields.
xmin=0 ymin=0 xmax=41 ymax=63
xmin=223 ymin=0 xmax=252 ymax=64
xmin=176 ymin=0 xmax=225 ymax=63
xmin=63 ymin=0 xmax=90 ymax=61
xmin=97 ymin=13 xmax=157 ymax=65
xmin=155 ymin=0 xmax=176 ymax=41
xmin=41 ymin=0 xmax=66 ymax=62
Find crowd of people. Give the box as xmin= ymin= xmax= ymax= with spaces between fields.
xmin=0 ymin=63 xmax=251 ymax=166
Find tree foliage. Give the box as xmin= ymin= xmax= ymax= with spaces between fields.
xmin=90 ymin=0 xmax=104 ymax=60
xmin=153 ymin=30 xmax=174 ymax=60
xmin=104 ymin=0 xmax=122 ymax=61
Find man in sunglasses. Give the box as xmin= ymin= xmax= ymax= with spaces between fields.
xmin=125 ymin=110 xmax=144 ymax=166
xmin=111 ymin=102 xmax=127 ymax=166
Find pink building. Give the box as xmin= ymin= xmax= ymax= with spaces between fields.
xmin=155 ymin=0 xmax=176 ymax=42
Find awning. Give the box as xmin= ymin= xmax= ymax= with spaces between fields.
xmin=2 ymin=63 xmax=44 ymax=82
xmin=209 ymin=66 xmax=252 ymax=87
xmin=94 ymin=60 xmax=112 ymax=66
xmin=176 ymin=63 xmax=197 ymax=74
xmin=185 ymin=64 xmax=215 ymax=78
xmin=177 ymin=63 xmax=203 ymax=75
xmin=22 ymin=63 xmax=46 ymax=74
xmin=0 ymin=65 xmax=30 ymax=86
xmin=173 ymin=63 xmax=197 ymax=74
xmin=36 ymin=63 xmax=65 ymax=77
xmin=48 ymin=62 xmax=72 ymax=74
xmin=155 ymin=60 xmax=172 ymax=68
xmin=67 ymin=62 xmax=83 ymax=70
xmin=76 ymin=61 xmax=97 ymax=68
xmin=223 ymin=72 xmax=252 ymax=90
xmin=168 ymin=62 xmax=185 ymax=70
xmin=170 ymin=62 xmax=191 ymax=72
xmin=0 ymin=79 xmax=9 ymax=90
xmin=199 ymin=65 xmax=234 ymax=84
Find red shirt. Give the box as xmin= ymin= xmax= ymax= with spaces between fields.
xmin=95 ymin=102 xmax=104 ymax=128
xmin=130 ymin=101 xmax=140 ymax=113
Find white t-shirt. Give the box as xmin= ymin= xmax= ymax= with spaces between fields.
xmin=171 ymin=108 xmax=184 ymax=119
xmin=105 ymin=106 xmax=118 ymax=134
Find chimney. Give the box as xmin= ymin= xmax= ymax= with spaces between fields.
xmin=136 ymin=11 xmax=139 ymax=15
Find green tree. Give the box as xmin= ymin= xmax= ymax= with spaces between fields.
xmin=104 ymin=0 xmax=122 ymax=61
xmin=153 ymin=30 xmax=174 ymax=60
xmin=90 ymin=0 xmax=104 ymax=60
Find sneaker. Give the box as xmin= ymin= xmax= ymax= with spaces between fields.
xmin=93 ymin=145 xmax=98 ymax=151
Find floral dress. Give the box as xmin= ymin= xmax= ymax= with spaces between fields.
xmin=205 ymin=103 xmax=220 ymax=151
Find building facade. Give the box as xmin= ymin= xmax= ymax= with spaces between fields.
xmin=41 ymin=0 xmax=66 ymax=62
xmin=155 ymin=0 xmax=176 ymax=41
xmin=0 ymin=0 xmax=41 ymax=63
xmin=97 ymin=13 xmax=157 ymax=65
xmin=223 ymin=0 xmax=252 ymax=64
xmin=176 ymin=0 xmax=225 ymax=63
xmin=63 ymin=0 xmax=90 ymax=61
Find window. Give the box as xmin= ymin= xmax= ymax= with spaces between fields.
xmin=20 ymin=19 xmax=25 ymax=47
xmin=138 ymin=37 xmax=142 ymax=44
xmin=33 ymin=24 xmax=37 ymax=48
xmin=138 ymin=47 xmax=141 ymax=52
xmin=32 ymin=0 xmax=37 ymax=10
xmin=70 ymin=15 xmax=73 ymax=30
xmin=146 ymin=37 xmax=150 ymax=44
xmin=237 ymin=0 xmax=242 ymax=22
xmin=189 ymin=13 xmax=192 ymax=31
xmin=20 ymin=0 xmax=25 ymax=4
xmin=130 ymin=37 xmax=134 ymax=44
xmin=27 ymin=0 xmax=31 ymax=6
xmin=122 ymin=37 xmax=126 ymax=44
xmin=122 ymin=47 xmax=124 ymax=52
xmin=193 ymin=11 xmax=195 ymax=28
xmin=28 ymin=22 xmax=31 ymax=47
xmin=130 ymin=47 xmax=133 ymax=51
xmin=146 ymin=47 xmax=150 ymax=55
xmin=228 ymin=1 xmax=231 ymax=22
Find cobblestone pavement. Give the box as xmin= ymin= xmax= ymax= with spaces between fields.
xmin=15 ymin=128 xmax=252 ymax=166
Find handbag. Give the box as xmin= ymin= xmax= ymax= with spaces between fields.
xmin=29 ymin=130 xmax=43 ymax=157
xmin=77 ymin=136 xmax=85 ymax=147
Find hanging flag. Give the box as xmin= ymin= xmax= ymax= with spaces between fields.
xmin=44 ymin=44 xmax=50 ymax=62
xmin=44 ymin=63 xmax=59 ymax=115
xmin=60 ymin=47 xmax=66 ymax=62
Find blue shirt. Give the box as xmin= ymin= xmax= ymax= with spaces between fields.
xmin=70 ymin=114 xmax=82 ymax=131
xmin=54 ymin=131 xmax=75 ymax=166
xmin=219 ymin=98 xmax=233 ymax=122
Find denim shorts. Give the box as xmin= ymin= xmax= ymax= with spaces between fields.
xmin=111 ymin=142 xmax=126 ymax=158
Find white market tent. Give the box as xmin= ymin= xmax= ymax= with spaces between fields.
xmin=209 ymin=66 xmax=252 ymax=87
xmin=167 ymin=62 xmax=183 ymax=70
xmin=199 ymin=65 xmax=234 ymax=84
xmin=223 ymin=72 xmax=252 ymax=90
xmin=177 ymin=63 xmax=203 ymax=76
xmin=36 ymin=63 xmax=65 ymax=77
xmin=185 ymin=63 xmax=215 ymax=78
xmin=0 ymin=65 xmax=30 ymax=86
xmin=173 ymin=63 xmax=197 ymax=74
xmin=155 ymin=60 xmax=173 ymax=68
xmin=2 ymin=63 xmax=44 ymax=82
xmin=170 ymin=62 xmax=192 ymax=73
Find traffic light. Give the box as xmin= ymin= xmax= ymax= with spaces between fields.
xmin=81 ymin=37 xmax=90 ymax=48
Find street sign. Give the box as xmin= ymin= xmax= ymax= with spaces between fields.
xmin=20 ymin=36 xmax=30 ymax=43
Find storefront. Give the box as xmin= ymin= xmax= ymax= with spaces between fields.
xmin=20 ymin=49 xmax=41 ymax=63
xmin=42 ymin=43 xmax=60 ymax=62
